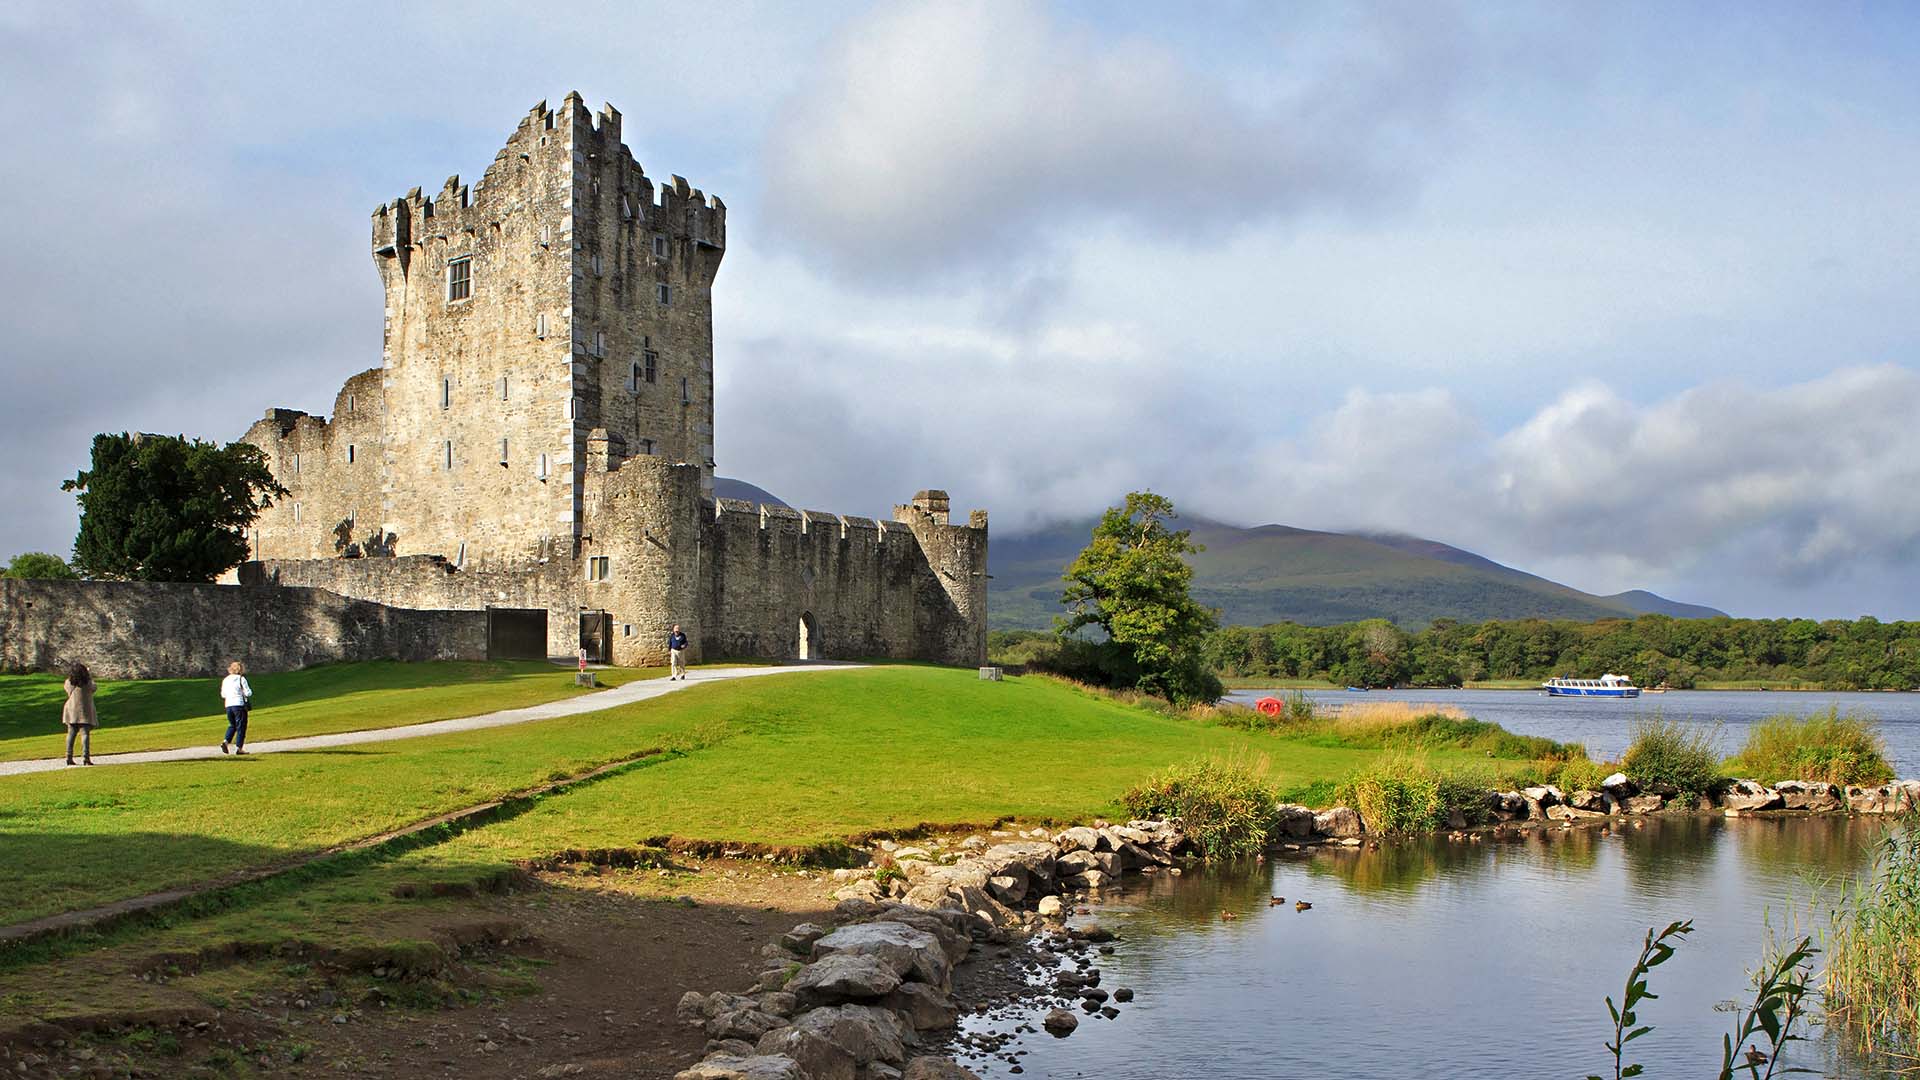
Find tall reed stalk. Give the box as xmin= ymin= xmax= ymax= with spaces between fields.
xmin=1824 ymin=812 xmax=1920 ymax=1060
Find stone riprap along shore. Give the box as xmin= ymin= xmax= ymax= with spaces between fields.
xmin=668 ymin=779 xmax=1918 ymax=1079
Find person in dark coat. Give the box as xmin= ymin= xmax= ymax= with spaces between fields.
xmin=667 ymin=625 xmax=689 ymax=680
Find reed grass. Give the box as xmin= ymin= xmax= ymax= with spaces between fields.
xmin=1824 ymin=815 xmax=1920 ymax=1060
xmin=1726 ymin=707 xmax=1895 ymax=786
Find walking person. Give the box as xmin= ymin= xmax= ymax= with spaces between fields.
xmin=62 ymin=663 xmax=98 ymax=766
xmin=220 ymin=660 xmax=253 ymax=755
xmin=667 ymin=624 xmax=689 ymax=681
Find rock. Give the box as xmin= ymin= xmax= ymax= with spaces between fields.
xmin=1601 ymin=772 xmax=1634 ymax=795
xmin=1490 ymin=791 xmax=1529 ymax=822
xmin=1055 ymin=827 xmax=1100 ymax=853
xmin=1521 ymin=785 xmax=1565 ymax=807
xmin=782 ymin=923 xmax=831 ymax=955
xmin=783 ymin=1005 xmax=910 ymax=1067
xmin=1622 ymin=793 xmax=1665 ymax=815
xmin=674 ymin=1054 xmax=809 ymax=1080
xmin=707 ymin=1008 xmax=789 ymax=1043
xmin=1775 ymin=780 xmax=1844 ymax=812
xmin=834 ymin=880 xmax=886 ymax=903
xmin=1056 ymin=849 xmax=1103 ymax=877
xmin=986 ymin=874 xmax=1025 ymax=905
xmin=814 ymin=923 xmax=951 ymax=989
xmin=902 ymin=1058 xmax=983 ymax=1080
xmin=756 ymin=1027 xmax=856 ymax=1080
xmin=1568 ymin=789 xmax=1607 ymax=812
xmin=868 ymin=1066 xmax=904 ymax=1080
xmin=682 ymin=992 xmax=760 ymax=1025
xmin=872 ymin=909 xmax=973 ymax=966
xmin=1042 ymin=1009 xmax=1079 ymax=1037
xmin=1313 ymin=807 xmax=1364 ymax=838
xmin=959 ymin=835 xmax=987 ymax=851
xmin=755 ymin=992 xmax=798 ymax=1018
xmin=1547 ymin=804 xmax=1605 ymax=821
xmin=1036 ymin=895 xmax=1064 ymax=918
xmin=1273 ymin=804 xmax=1317 ymax=840
xmin=707 ymin=1040 xmax=758 ymax=1059
xmin=1076 ymin=923 xmax=1117 ymax=944
xmin=788 ymin=954 xmax=902 ymax=1005
xmin=882 ymin=982 xmax=961 ymax=1030
xmin=1723 ymin=780 xmax=1784 ymax=812
xmin=1112 ymin=987 xmax=1134 ymax=1002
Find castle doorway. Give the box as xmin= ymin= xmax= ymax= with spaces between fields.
xmin=579 ymin=610 xmax=612 ymax=663
xmin=798 ymin=612 xmax=819 ymax=661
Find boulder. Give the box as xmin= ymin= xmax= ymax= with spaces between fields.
xmin=674 ymin=1055 xmax=809 ymax=1080
xmin=756 ymin=992 xmax=798 ymax=1018
xmin=781 ymin=923 xmax=831 ymax=956
xmin=1056 ymin=850 xmax=1103 ymax=877
xmin=882 ymin=982 xmax=961 ymax=1030
xmin=1489 ymin=792 xmax=1529 ymax=822
xmin=788 ymin=954 xmax=902 ymax=1005
xmin=707 ymin=1008 xmax=789 ymax=1043
xmin=1622 ymin=793 xmax=1665 ymax=815
xmin=1568 ymin=790 xmax=1607 ymax=812
xmin=1274 ymin=805 xmax=1318 ymax=840
xmin=680 ymin=991 xmax=760 ymax=1026
xmin=1313 ymin=807 xmax=1364 ymax=838
xmin=1116 ymin=840 xmax=1169 ymax=869
xmin=833 ymin=880 xmax=886 ymax=903
xmin=1036 ymin=896 xmax=1064 ymax=918
xmin=755 ymin=1028 xmax=855 ymax=1080
xmin=1547 ymin=804 xmax=1605 ymax=822
xmin=902 ymin=1059 xmax=983 ymax=1080
xmin=814 ymin=923 xmax=951 ymax=990
xmin=1042 ymin=1009 xmax=1079 ymax=1036
xmin=982 ymin=842 xmax=1058 ymax=885
xmin=873 ymin=908 xmax=973 ymax=966
xmin=1054 ymin=826 xmax=1101 ymax=853
xmin=1774 ymin=780 xmax=1843 ymax=812
xmin=1722 ymin=780 xmax=1783 ymax=812
xmin=783 ymin=1004 xmax=910 ymax=1067
xmin=986 ymin=874 xmax=1025 ymax=905
xmin=1601 ymin=772 xmax=1634 ymax=795
xmin=1521 ymin=785 xmax=1565 ymax=807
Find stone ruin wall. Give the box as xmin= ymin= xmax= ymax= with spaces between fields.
xmin=241 ymin=370 xmax=385 ymax=561
xmin=0 ymin=579 xmax=486 ymax=681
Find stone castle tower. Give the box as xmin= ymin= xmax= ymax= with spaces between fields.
xmin=239 ymin=94 xmax=987 ymax=668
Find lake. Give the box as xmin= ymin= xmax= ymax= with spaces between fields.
xmin=1224 ymin=687 xmax=1920 ymax=776
xmin=960 ymin=815 xmax=1898 ymax=1079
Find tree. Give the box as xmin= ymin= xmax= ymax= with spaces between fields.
xmin=3 ymin=552 xmax=77 ymax=579
xmin=1059 ymin=492 xmax=1222 ymax=703
xmin=63 ymin=432 xmax=287 ymax=582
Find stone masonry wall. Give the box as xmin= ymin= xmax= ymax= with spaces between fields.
xmin=0 ymin=580 xmax=485 ymax=681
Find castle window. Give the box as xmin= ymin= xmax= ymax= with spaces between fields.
xmin=291 ymin=452 xmax=300 ymax=475
xmin=498 ymin=437 xmax=509 ymax=464
xmin=537 ymin=453 xmax=549 ymax=480
xmin=642 ymin=340 xmax=658 ymax=383
xmin=639 ymin=438 xmax=655 ymax=455
xmin=499 ymin=376 xmax=508 ymax=400
xmin=628 ymin=362 xmax=640 ymax=393
xmin=652 ymin=235 xmax=668 ymax=258
xmin=293 ymin=502 xmax=302 ymax=524
xmin=535 ymin=313 xmax=549 ymax=339
xmin=656 ymin=282 xmax=671 ymax=306
xmin=539 ymin=225 xmax=552 ymax=248
xmin=447 ymin=256 xmax=472 ymax=302
xmin=593 ymin=330 xmax=606 ymax=358
xmin=455 ymin=542 xmax=467 ymax=569
xmin=346 ymin=444 xmax=355 ymax=464
xmin=444 ymin=440 xmax=453 ymax=470
xmin=622 ymin=624 xmax=633 ymax=637
xmin=592 ymin=252 xmax=604 ymax=277
xmin=346 ymin=393 xmax=356 ymax=414
xmin=441 ymin=377 xmax=452 ymax=410
xmin=681 ymin=377 xmax=691 ymax=405
xmin=586 ymin=556 xmax=610 ymax=582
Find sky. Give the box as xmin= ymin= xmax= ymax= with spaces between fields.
xmin=1 ymin=1 xmax=1917 ymax=619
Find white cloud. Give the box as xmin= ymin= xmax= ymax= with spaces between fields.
xmin=759 ymin=0 xmax=1464 ymax=283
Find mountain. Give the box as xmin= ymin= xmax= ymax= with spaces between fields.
xmin=988 ymin=516 xmax=1726 ymax=630
xmin=712 ymin=477 xmax=789 ymax=507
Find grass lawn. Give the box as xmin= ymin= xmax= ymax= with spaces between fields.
xmin=0 ymin=667 xmax=1535 ymax=928
xmin=0 ymin=660 xmax=661 ymax=762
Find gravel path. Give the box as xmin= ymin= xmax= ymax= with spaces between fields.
xmin=0 ymin=662 xmax=864 ymax=778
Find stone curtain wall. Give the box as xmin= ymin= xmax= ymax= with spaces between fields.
xmin=240 ymin=556 xmax=582 ymax=660
xmin=0 ymin=580 xmax=485 ymax=680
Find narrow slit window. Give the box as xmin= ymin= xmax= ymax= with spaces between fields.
xmin=629 ymin=362 xmax=640 ymax=393
xmin=293 ymin=502 xmax=302 ymax=524
xmin=656 ymin=282 xmax=671 ymax=306
xmin=345 ymin=393 xmax=356 ymax=414
xmin=441 ymin=377 xmax=451 ymax=409
xmin=594 ymin=330 xmax=606 ymax=358
xmin=447 ymin=256 xmax=472 ymax=301
xmin=455 ymin=541 xmax=467 ymax=568
xmin=444 ymin=440 xmax=453 ymax=470
xmin=498 ymin=437 xmax=509 ymax=464
xmin=499 ymin=376 xmax=508 ymax=400
xmin=539 ymin=224 xmax=552 ymax=247
xmin=680 ymin=376 xmax=690 ymax=405
xmin=535 ymin=313 xmax=549 ymax=339
xmin=291 ymin=452 xmax=300 ymax=475
xmin=347 ymin=443 xmax=356 ymax=464
xmin=642 ymin=338 xmax=658 ymax=383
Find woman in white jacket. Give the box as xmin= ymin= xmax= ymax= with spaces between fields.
xmin=220 ymin=660 xmax=253 ymax=754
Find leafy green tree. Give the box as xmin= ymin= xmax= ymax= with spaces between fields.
xmin=3 ymin=552 xmax=78 ymax=579
xmin=1060 ymin=492 xmax=1222 ymax=703
xmin=63 ymin=432 xmax=287 ymax=582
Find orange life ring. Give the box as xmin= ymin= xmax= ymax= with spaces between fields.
xmin=1256 ymin=696 xmax=1284 ymax=717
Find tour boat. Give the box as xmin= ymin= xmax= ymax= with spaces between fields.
xmin=1541 ymin=674 xmax=1641 ymax=698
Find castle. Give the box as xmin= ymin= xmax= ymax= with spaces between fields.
xmin=235 ymin=93 xmax=987 ymax=668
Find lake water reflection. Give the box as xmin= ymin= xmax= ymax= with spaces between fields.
xmin=965 ymin=816 xmax=1898 ymax=1080
xmin=1224 ymin=688 xmax=1920 ymax=775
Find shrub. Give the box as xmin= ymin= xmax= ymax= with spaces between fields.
xmin=1122 ymin=756 xmax=1281 ymax=858
xmin=1339 ymin=754 xmax=1446 ymax=833
xmin=1622 ymin=717 xmax=1722 ymax=801
xmin=1727 ymin=707 xmax=1894 ymax=786
xmin=1825 ymin=813 xmax=1920 ymax=1056
xmin=1553 ymin=756 xmax=1616 ymax=794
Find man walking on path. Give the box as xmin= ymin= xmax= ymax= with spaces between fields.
xmin=220 ymin=661 xmax=252 ymax=754
xmin=667 ymin=625 xmax=689 ymax=681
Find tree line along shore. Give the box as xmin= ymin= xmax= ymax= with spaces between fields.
xmin=993 ymin=613 xmax=1920 ymax=691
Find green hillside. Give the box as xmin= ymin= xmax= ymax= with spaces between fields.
xmin=990 ymin=517 xmax=1725 ymax=630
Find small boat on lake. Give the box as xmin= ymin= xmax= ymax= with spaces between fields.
xmin=1542 ymin=674 xmax=1641 ymax=698
xmin=1344 ymin=686 xmax=1369 ymax=693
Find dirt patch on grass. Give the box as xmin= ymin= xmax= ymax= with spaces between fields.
xmin=1 ymin=860 xmax=839 ymax=1080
